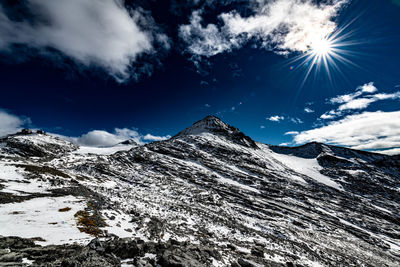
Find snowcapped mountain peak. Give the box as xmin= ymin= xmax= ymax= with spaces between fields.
xmin=175 ymin=115 xmax=259 ymax=148
xmin=120 ymin=139 xmax=139 ymax=145
xmin=177 ymin=115 xmax=230 ymax=135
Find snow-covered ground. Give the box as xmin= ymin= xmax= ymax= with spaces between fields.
xmin=268 ymin=150 xmax=343 ymax=191
xmin=0 ymin=163 xmax=49 ymax=195
xmin=0 ymin=195 xmax=91 ymax=245
xmin=74 ymin=144 xmax=136 ymax=155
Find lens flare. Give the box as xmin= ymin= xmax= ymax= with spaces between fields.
xmin=283 ymin=17 xmax=363 ymax=93
xmin=310 ymin=38 xmax=333 ymax=58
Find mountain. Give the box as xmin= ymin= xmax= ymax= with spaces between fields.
xmin=0 ymin=117 xmax=399 ymax=266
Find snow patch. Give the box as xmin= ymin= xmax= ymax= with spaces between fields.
xmin=269 ymin=152 xmax=343 ymax=191
xmin=0 ymin=195 xmax=91 ymax=245
xmin=218 ymin=176 xmax=260 ymax=193
xmin=0 ymin=163 xmax=49 ymax=195
xmin=74 ymin=144 xmax=135 ymax=155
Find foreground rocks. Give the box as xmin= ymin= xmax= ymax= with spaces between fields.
xmin=0 ymin=236 xmax=253 ymax=267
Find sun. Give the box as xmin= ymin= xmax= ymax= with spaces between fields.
xmin=285 ymin=28 xmax=356 ymax=89
xmin=283 ymin=17 xmax=363 ymax=94
xmin=310 ymin=38 xmax=333 ymax=58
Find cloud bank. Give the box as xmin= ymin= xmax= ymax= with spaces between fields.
xmin=70 ymin=128 xmax=171 ymax=147
xmin=0 ymin=0 xmax=169 ymax=82
xmin=293 ymin=111 xmax=400 ymax=154
xmin=0 ymin=110 xmax=30 ymax=137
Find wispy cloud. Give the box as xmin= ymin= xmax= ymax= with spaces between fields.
xmin=179 ymin=10 xmax=236 ymax=58
xmin=329 ymin=82 xmax=377 ymax=105
xmin=320 ymin=110 xmax=340 ymax=119
xmin=304 ymin=107 xmax=314 ymax=113
xmin=0 ymin=0 xmax=169 ymax=82
xmin=290 ymin=117 xmax=303 ymax=124
xmin=285 ymin=131 xmax=299 ymax=135
xmin=142 ymin=134 xmax=171 ymax=142
xmin=322 ymin=82 xmax=400 ymax=119
xmin=179 ymin=0 xmax=348 ymax=59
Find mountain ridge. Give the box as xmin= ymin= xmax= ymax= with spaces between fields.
xmin=0 ymin=117 xmax=399 ymax=266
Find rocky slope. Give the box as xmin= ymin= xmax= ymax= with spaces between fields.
xmin=0 ymin=116 xmax=399 ymax=266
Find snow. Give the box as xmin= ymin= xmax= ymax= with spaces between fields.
xmin=371 ymin=204 xmax=393 ymax=214
xmin=269 ymin=152 xmax=343 ymax=191
xmin=144 ymin=253 xmax=157 ymax=259
xmin=346 ymin=169 xmax=366 ymax=175
xmin=121 ymin=258 xmax=134 ymax=267
xmin=101 ymin=209 xmax=140 ymax=240
xmin=218 ymin=176 xmax=260 ymax=193
xmin=0 ymin=195 xmax=92 ymax=245
xmin=177 ymin=116 xmax=231 ymax=136
xmin=14 ymin=134 xmax=69 ymax=146
xmin=22 ymin=258 xmax=34 ymax=265
xmin=74 ymin=144 xmax=135 ymax=155
xmin=0 ymin=163 xmax=49 ymax=195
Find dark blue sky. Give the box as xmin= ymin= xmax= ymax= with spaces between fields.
xmin=0 ymin=0 xmax=399 ymax=152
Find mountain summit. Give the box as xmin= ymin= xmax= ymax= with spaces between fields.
xmin=175 ymin=115 xmax=259 ymax=148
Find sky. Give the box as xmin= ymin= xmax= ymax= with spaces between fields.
xmin=0 ymin=0 xmax=400 ymax=154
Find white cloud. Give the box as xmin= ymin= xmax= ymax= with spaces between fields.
xmin=335 ymin=90 xmax=400 ymax=112
xmin=375 ymin=148 xmax=400 ymax=156
xmin=337 ymin=98 xmax=375 ymax=111
xmin=268 ymin=115 xmax=284 ymax=122
xmin=260 ymin=125 xmax=265 ymax=129
xmin=304 ymin=107 xmax=314 ymax=113
xmin=320 ymin=114 xmax=334 ymax=119
xmin=329 ymin=82 xmax=376 ymax=105
xmin=0 ymin=0 xmax=168 ymax=82
xmin=292 ymin=111 xmax=400 ymax=153
xmin=76 ymin=128 xmax=141 ymax=147
xmin=324 ymin=82 xmax=400 ymax=117
xmin=320 ymin=110 xmax=340 ymax=120
xmin=142 ymin=134 xmax=171 ymax=142
xmin=179 ymin=0 xmax=348 ymax=57
xmin=69 ymin=128 xmax=171 ymax=147
xmin=279 ymin=142 xmax=289 ymax=146
xmin=290 ymin=117 xmax=303 ymax=124
xmin=0 ymin=110 xmax=30 ymax=137
xmin=179 ymin=10 xmax=236 ymax=57
xmin=284 ymin=131 xmax=299 ymax=135
xmin=358 ymin=82 xmax=377 ymax=93
xmin=373 ymin=92 xmax=400 ymax=100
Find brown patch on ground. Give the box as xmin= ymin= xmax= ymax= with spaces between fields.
xmin=9 ymin=211 xmax=25 ymax=215
xmin=58 ymin=207 xmax=71 ymax=212
xmin=74 ymin=209 xmax=106 ymax=236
